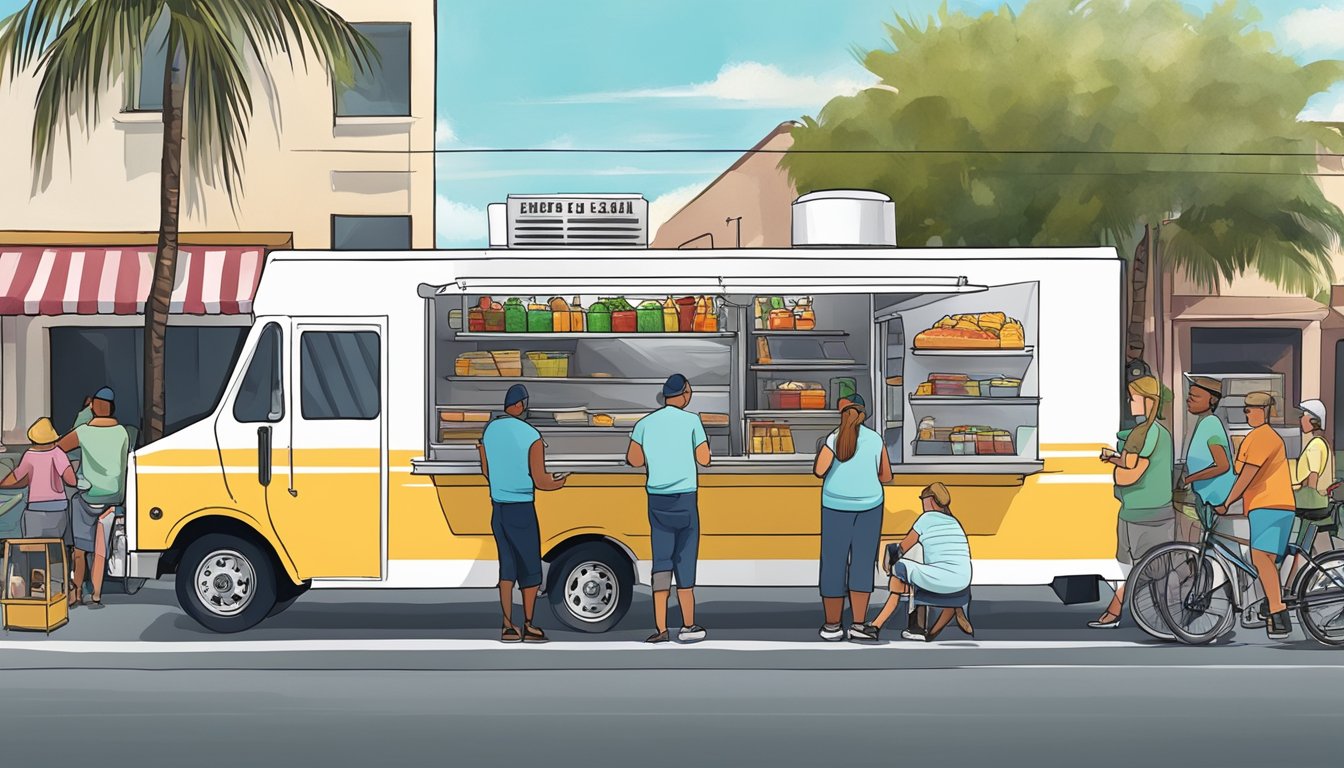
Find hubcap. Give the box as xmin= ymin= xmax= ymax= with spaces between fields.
xmin=194 ymin=549 xmax=256 ymax=617
xmin=564 ymin=561 xmax=618 ymax=623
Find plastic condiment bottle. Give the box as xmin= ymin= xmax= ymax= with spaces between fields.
xmin=693 ymin=297 xmax=706 ymax=332
xmin=663 ymin=298 xmax=678 ymax=332
xmin=702 ymin=296 xmax=718 ymax=332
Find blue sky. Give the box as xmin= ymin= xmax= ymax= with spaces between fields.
xmin=4 ymin=1 xmax=1344 ymax=245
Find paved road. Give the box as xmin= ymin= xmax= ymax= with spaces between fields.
xmin=2 ymin=583 xmax=1341 ymax=766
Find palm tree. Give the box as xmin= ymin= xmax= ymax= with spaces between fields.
xmin=0 ymin=1 xmax=372 ymax=442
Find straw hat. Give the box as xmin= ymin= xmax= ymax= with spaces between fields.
xmin=27 ymin=417 xmax=59 ymax=445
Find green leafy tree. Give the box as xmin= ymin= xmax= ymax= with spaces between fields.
xmin=783 ymin=0 xmax=1344 ymax=358
xmin=0 ymin=1 xmax=372 ymax=441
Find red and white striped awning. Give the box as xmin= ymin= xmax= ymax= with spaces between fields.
xmin=0 ymin=246 xmax=265 ymax=315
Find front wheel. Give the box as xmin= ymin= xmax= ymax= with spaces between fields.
xmin=175 ymin=534 xmax=278 ymax=633
xmin=1126 ymin=543 xmax=1200 ymax=642
xmin=1159 ymin=553 xmax=1237 ymax=645
xmin=1295 ymin=550 xmax=1344 ymax=647
xmin=547 ymin=542 xmax=634 ymax=633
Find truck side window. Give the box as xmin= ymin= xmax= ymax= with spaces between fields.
xmin=300 ymin=331 xmax=381 ymax=420
xmin=233 ymin=323 xmax=284 ymax=423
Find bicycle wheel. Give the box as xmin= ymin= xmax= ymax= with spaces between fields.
xmin=1158 ymin=553 xmax=1237 ymax=645
xmin=1125 ymin=543 xmax=1200 ymax=642
xmin=1295 ymin=550 xmax=1344 ymax=647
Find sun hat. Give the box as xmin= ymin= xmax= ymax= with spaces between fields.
xmin=26 ymin=417 xmax=59 ymax=445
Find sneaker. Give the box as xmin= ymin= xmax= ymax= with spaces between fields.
xmin=644 ymin=630 xmax=670 ymax=644
xmin=818 ymin=623 xmax=845 ymax=642
xmin=1267 ymin=610 xmax=1293 ymax=640
xmin=847 ymin=623 xmax=879 ymax=643
xmin=678 ymin=625 xmax=707 ymax=643
xmin=901 ymin=629 xmax=929 ymax=642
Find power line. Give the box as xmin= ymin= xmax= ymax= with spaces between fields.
xmin=294 ymin=146 xmax=1344 ymax=158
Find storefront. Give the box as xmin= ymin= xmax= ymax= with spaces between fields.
xmin=0 ymin=233 xmax=286 ymax=448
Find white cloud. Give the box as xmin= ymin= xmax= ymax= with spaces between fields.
xmin=1282 ymin=6 xmax=1344 ymax=51
xmin=435 ymin=117 xmax=457 ymax=147
xmin=436 ymin=196 xmax=487 ymax=246
xmin=1302 ymin=92 xmax=1344 ymax=122
xmin=545 ymin=61 xmax=877 ymax=110
xmin=649 ymin=181 xmax=711 ymax=240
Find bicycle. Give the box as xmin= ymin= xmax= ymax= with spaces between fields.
xmin=1128 ymin=489 xmax=1344 ymax=646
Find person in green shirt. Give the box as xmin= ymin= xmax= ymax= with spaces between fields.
xmin=57 ymin=387 xmax=129 ymax=608
xmin=1091 ymin=376 xmax=1173 ymax=629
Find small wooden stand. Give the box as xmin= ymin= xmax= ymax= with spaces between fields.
xmin=2 ymin=538 xmax=70 ymax=633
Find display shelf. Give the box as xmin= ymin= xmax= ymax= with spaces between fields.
xmin=745 ymin=410 xmax=840 ymax=419
xmin=455 ymin=332 xmax=736 ymax=340
xmin=535 ymin=425 xmax=730 ymax=434
xmin=908 ymin=396 xmax=1040 ymax=406
xmin=751 ymin=330 xmax=850 ymax=337
xmin=750 ymin=363 xmax=866 ymax=372
xmin=910 ymin=347 xmax=1035 ymax=358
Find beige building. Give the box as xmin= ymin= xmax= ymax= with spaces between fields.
xmin=0 ymin=1 xmax=435 ymax=447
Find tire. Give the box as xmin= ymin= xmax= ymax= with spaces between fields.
xmin=268 ymin=580 xmax=311 ymax=618
xmin=1159 ymin=553 xmax=1237 ymax=645
xmin=547 ymin=542 xmax=634 ymax=633
xmin=1295 ymin=550 xmax=1344 ymax=647
xmin=174 ymin=533 xmax=278 ymax=633
xmin=1126 ymin=543 xmax=1201 ymax=642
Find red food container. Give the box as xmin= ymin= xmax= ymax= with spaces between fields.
xmin=611 ymin=310 xmax=638 ymax=334
xmin=675 ymin=297 xmax=697 ymax=332
xmin=467 ymin=308 xmax=485 ymax=332
xmin=483 ymin=309 xmax=505 ymax=332
xmin=768 ymin=390 xmax=802 ymax=410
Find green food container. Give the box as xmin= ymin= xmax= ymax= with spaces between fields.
xmin=504 ymin=299 xmax=527 ymax=332
xmin=527 ymin=309 xmax=553 ymax=333
xmin=635 ymin=302 xmax=664 ymax=333
xmin=587 ymin=305 xmax=612 ymax=333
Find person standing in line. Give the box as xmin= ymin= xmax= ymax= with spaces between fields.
xmin=0 ymin=418 xmax=78 ymax=543
xmin=1217 ymin=391 xmax=1297 ymax=640
xmin=56 ymin=387 xmax=129 ymax=609
xmin=812 ymin=394 xmax=892 ymax=643
xmin=1090 ymin=375 xmax=1173 ymax=629
xmin=1179 ymin=375 xmax=1234 ymax=542
xmin=479 ymin=384 xmax=565 ymax=643
xmin=627 ymin=373 xmax=711 ymax=644
xmin=1289 ymin=399 xmax=1336 ymax=568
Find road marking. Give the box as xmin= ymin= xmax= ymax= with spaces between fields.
xmin=0 ymin=639 xmax=1155 ymax=654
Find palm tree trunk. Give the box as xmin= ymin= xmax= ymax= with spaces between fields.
xmin=143 ymin=36 xmax=182 ymax=443
xmin=1126 ymin=224 xmax=1151 ymax=359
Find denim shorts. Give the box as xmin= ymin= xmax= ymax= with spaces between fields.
xmin=818 ymin=504 xmax=883 ymax=597
xmin=648 ymin=492 xmax=699 ymax=589
xmin=491 ymin=501 xmax=542 ymax=588
xmin=1248 ymin=508 xmax=1295 ymax=557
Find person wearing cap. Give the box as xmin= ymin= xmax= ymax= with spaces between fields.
xmin=1289 ymin=399 xmax=1336 ymax=562
xmin=478 ymin=384 xmax=566 ymax=643
xmin=812 ymin=393 xmax=892 ymax=643
xmin=0 ymin=418 xmax=78 ymax=544
xmin=627 ymin=373 xmax=711 ymax=644
xmin=1122 ymin=342 xmax=1154 ymax=429
xmin=1217 ymin=391 xmax=1297 ymax=640
xmin=56 ymin=386 xmax=129 ymax=608
xmin=867 ymin=482 xmax=973 ymax=642
xmin=1179 ymin=375 xmax=1234 ymax=542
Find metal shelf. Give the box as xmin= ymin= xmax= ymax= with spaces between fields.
xmin=908 ymin=396 xmax=1040 ymax=405
xmin=750 ymin=329 xmax=849 ymax=337
xmin=750 ymin=363 xmax=866 ymax=372
xmin=745 ymin=410 xmax=840 ymax=420
xmin=910 ymin=346 xmax=1035 ymax=358
xmin=445 ymin=376 xmax=729 ymax=389
xmin=456 ymin=332 xmax=736 ymax=340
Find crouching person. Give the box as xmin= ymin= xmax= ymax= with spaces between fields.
xmin=869 ymin=483 xmax=974 ymax=641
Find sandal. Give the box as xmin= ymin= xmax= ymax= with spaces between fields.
xmin=523 ymin=623 xmax=548 ymax=643
xmin=500 ymin=625 xmax=522 ymax=643
xmin=87 ymin=598 xmax=105 ymax=610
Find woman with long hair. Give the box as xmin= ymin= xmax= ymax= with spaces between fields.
xmin=812 ymin=394 xmax=893 ymax=642
xmin=1091 ymin=375 xmax=1174 ymax=628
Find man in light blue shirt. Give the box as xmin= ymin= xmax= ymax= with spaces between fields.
xmin=479 ymin=384 xmax=566 ymax=643
xmin=1180 ymin=375 xmax=1234 ymax=542
xmin=627 ymin=373 xmax=711 ymax=644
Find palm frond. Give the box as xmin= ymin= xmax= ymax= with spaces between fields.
xmin=0 ymin=0 xmax=85 ymax=80
xmin=209 ymin=0 xmax=374 ymax=88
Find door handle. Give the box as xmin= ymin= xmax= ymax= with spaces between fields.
xmin=257 ymin=426 xmax=272 ymax=487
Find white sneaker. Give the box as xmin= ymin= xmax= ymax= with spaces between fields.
xmin=678 ymin=624 xmax=707 ymax=643
xmin=818 ymin=623 xmax=845 ymax=642
xmin=901 ymin=629 xmax=929 ymax=642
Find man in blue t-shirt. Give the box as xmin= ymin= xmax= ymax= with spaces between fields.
xmin=479 ymin=384 xmax=566 ymax=643
xmin=627 ymin=373 xmax=711 ymax=644
xmin=1180 ymin=375 xmax=1234 ymax=542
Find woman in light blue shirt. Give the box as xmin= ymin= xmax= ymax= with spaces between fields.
xmin=812 ymin=394 xmax=892 ymax=642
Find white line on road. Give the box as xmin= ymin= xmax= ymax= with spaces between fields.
xmin=0 ymin=639 xmax=1155 ymax=654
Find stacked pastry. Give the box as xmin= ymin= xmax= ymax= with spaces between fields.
xmin=913 ymin=312 xmax=1026 ymax=350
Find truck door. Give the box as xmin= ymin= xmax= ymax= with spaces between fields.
xmin=266 ymin=318 xmax=387 ymax=580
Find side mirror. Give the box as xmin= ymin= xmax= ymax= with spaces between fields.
xmin=257 ymin=426 xmax=272 ymax=487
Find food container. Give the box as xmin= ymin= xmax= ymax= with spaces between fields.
xmin=693 ymin=296 xmax=719 ymax=332
xmin=768 ymin=308 xmax=796 ymax=330
xmin=636 ymin=302 xmax=665 ymax=333
xmin=504 ymin=299 xmax=527 ymax=333
xmin=753 ymin=297 xmax=770 ymax=329
xmin=527 ymin=305 xmax=553 ymax=333
xmin=568 ymin=297 xmax=585 ymax=332
xmin=950 ymin=433 xmax=970 ymax=455
xmin=483 ymin=309 xmax=505 ymax=332
xmin=794 ymin=299 xmax=815 ymax=330
xmin=675 ymin=297 xmax=697 ymax=332
xmin=468 ymin=307 xmax=485 ymax=332
xmin=800 ymin=389 xmax=826 ymax=410
xmin=663 ymin=299 xmax=679 ymax=332
xmin=611 ymin=310 xmax=637 ymax=334
xmin=587 ymin=301 xmax=612 ymax=333
xmin=524 ymin=351 xmax=569 ymax=378
xmin=549 ymin=297 xmax=573 ymax=333
xmin=550 ymin=407 xmax=588 ymax=425
xmin=990 ymin=378 xmax=1022 ymax=397
xmin=448 ymin=309 xmax=463 ymax=330
xmin=699 ymin=412 xmax=729 ymax=427
xmin=491 ymin=350 xmax=523 ymax=377
xmin=914 ymin=440 xmax=954 ymax=456
xmin=769 ymin=389 xmax=802 ymax=410
xmin=756 ymin=337 xmax=772 ymax=364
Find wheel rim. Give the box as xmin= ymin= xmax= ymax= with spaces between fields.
xmin=193 ymin=549 xmax=257 ymax=617
xmin=563 ymin=560 xmax=619 ymax=623
xmin=1129 ymin=546 xmax=1196 ymax=641
xmin=1162 ymin=556 xmax=1234 ymax=641
xmin=1300 ymin=557 xmax=1344 ymax=642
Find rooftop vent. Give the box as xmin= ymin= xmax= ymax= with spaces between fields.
xmin=791 ymin=189 xmax=896 ymax=248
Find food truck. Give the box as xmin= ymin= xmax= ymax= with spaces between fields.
xmin=127 ymin=246 xmax=1123 ymax=633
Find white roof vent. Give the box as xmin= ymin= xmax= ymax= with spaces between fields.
xmin=791 ymin=189 xmax=896 ymax=247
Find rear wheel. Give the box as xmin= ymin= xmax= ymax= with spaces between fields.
xmin=547 ymin=542 xmax=634 ymax=633
xmin=1159 ymin=553 xmax=1237 ymax=645
xmin=1295 ymin=551 xmax=1344 ymax=647
xmin=175 ymin=533 xmax=278 ymax=633
xmin=1126 ymin=543 xmax=1200 ymax=642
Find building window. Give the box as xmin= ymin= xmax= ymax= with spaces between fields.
xmin=332 ymin=215 xmax=412 ymax=249
xmin=132 ymin=12 xmax=170 ymax=111
xmin=335 ymin=23 xmax=411 ymax=117
xmin=299 ymin=331 xmax=381 ymax=420
xmin=1190 ymin=327 xmax=1301 ymax=426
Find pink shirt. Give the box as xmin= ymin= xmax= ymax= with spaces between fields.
xmin=14 ymin=447 xmax=72 ymax=503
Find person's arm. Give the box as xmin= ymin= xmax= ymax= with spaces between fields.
xmin=813 ymin=445 xmax=834 ymax=477
xmin=57 ymin=430 xmax=79 ymax=453
xmin=0 ymin=466 xmax=27 ymax=489
xmin=62 ymin=465 xmax=77 ymax=487
xmin=626 ymin=439 xmax=645 ymax=468
xmin=477 ymin=443 xmax=489 ymax=481
xmin=529 ymin=439 xmax=565 ymax=491
xmin=1114 ymin=455 xmax=1149 ymax=486
xmin=1185 ymin=441 xmax=1231 ymax=485
xmin=878 ymin=446 xmax=894 ymax=484
xmin=900 ymin=529 xmax=920 ymax=552
xmin=1302 ymin=438 xmax=1326 ymax=491
xmin=695 ymin=441 xmax=711 ymax=467
xmin=693 ymin=420 xmax=710 ymax=467
xmin=1219 ymin=462 xmax=1261 ymax=515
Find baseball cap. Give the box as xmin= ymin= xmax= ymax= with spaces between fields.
xmin=504 ymin=384 xmax=529 ymax=408
xmin=661 ymin=373 xmax=690 ymax=398
xmin=93 ymin=386 xmax=115 ymax=403
xmin=1183 ymin=374 xmax=1223 ymax=398
xmin=1244 ymin=391 xmax=1276 ymax=409
xmin=840 ymin=393 xmax=866 ymax=409
xmin=1299 ymin=399 xmax=1327 ymax=426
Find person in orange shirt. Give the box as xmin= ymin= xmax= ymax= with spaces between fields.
xmin=1217 ymin=391 xmax=1297 ymax=639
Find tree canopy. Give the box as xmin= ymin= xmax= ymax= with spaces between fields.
xmin=782 ymin=0 xmax=1344 ymax=295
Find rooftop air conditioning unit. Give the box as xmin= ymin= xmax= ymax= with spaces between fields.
xmin=791 ymin=189 xmax=896 ymax=247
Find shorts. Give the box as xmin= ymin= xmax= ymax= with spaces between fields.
xmin=648 ymin=492 xmax=699 ymax=589
xmin=1249 ymin=508 xmax=1295 ymax=557
xmin=71 ymin=493 xmax=114 ymax=554
xmin=491 ymin=501 xmax=542 ymax=588
xmin=818 ymin=504 xmax=883 ymax=597
xmin=21 ymin=500 xmax=71 ymax=545
xmin=1116 ymin=516 xmax=1173 ymax=565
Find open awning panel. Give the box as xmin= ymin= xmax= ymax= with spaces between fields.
xmin=0 ymin=246 xmax=265 ymax=316
xmin=439 ymin=275 xmax=985 ymax=297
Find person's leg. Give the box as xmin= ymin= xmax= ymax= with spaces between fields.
xmin=822 ymin=597 xmax=845 ymax=626
xmin=872 ymin=574 xmax=908 ymax=629
xmin=89 ymin=509 xmax=113 ymax=603
xmin=652 ymin=583 xmax=671 ymax=634
xmin=498 ymin=580 xmax=516 ymax=628
xmin=927 ymin=607 xmax=955 ymax=639
xmin=492 ymin=502 xmax=519 ymax=629
xmin=71 ymin=547 xmax=87 ymax=603
xmin=818 ymin=506 xmax=847 ymax=625
xmin=676 ymin=587 xmax=695 ymax=628
xmin=848 ymin=505 xmax=883 ymax=625
xmin=1249 ymin=509 xmax=1293 ymax=615
xmin=1096 ymin=519 xmax=1132 ymax=623
xmin=1252 ymin=550 xmax=1285 ymax=613
xmin=648 ymin=497 xmax=675 ymax=635
xmin=954 ymin=607 xmax=975 ymax=636
xmin=516 ymin=503 xmax=544 ymax=630
xmin=849 ymin=591 xmax=872 ymax=626
xmin=521 ymin=586 xmax=538 ymax=625
xmin=675 ymin=498 xmax=700 ymax=629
